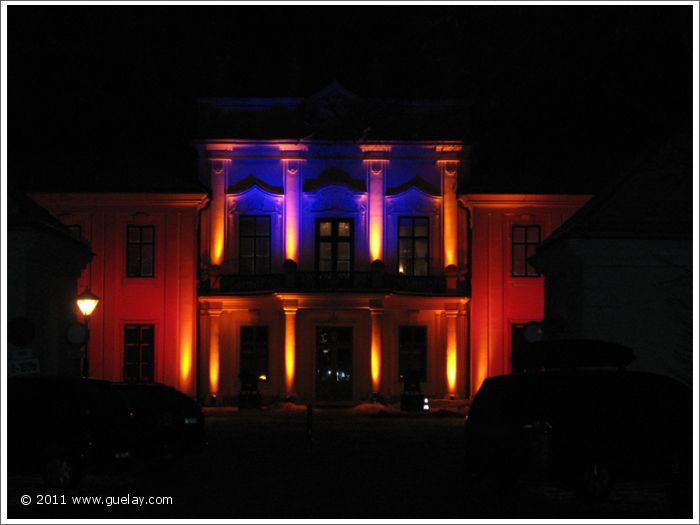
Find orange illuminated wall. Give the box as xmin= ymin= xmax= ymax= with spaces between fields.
xmin=462 ymin=194 xmax=591 ymax=395
xmin=29 ymin=192 xmax=207 ymax=398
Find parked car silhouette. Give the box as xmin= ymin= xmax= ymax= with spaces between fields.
xmin=8 ymin=376 xmax=134 ymax=488
xmin=464 ymin=341 xmax=692 ymax=505
xmin=112 ymin=383 xmax=206 ymax=462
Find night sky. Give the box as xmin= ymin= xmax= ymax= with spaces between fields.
xmin=8 ymin=6 xmax=692 ymax=193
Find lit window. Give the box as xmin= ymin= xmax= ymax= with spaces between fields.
xmin=316 ymin=219 xmax=354 ymax=274
xmin=126 ymin=226 xmax=155 ymax=277
xmin=512 ymin=225 xmax=541 ymax=277
xmin=239 ymin=216 xmax=271 ymax=274
xmin=398 ymin=217 xmax=429 ymax=276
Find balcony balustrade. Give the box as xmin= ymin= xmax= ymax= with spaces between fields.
xmin=207 ymin=269 xmax=469 ymax=296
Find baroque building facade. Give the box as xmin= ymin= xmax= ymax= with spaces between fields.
xmin=31 ymin=84 xmax=589 ymax=404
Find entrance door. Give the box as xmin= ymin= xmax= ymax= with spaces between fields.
xmin=316 ymin=326 xmax=353 ymax=401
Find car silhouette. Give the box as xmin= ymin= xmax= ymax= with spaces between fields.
xmin=111 ymin=382 xmax=206 ymax=462
xmin=464 ymin=340 xmax=692 ymax=507
xmin=8 ymin=376 xmax=134 ymax=488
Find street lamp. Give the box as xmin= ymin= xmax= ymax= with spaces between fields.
xmin=76 ymin=289 xmax=100 ymax=378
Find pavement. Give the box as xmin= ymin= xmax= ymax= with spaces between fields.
xmin=5 ymin=404 xmax=690 ymax=519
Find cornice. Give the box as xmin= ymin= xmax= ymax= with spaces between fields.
xmin=30 ymin=192 xmax=209 ymax=210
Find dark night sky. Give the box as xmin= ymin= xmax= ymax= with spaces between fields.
xmin=8 ymin=6 xmax=692 ymax=193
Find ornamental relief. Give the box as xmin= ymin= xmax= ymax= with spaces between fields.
xmin=305 ymin=185 xmax=367 ymax=214
xmin=227 ymin=188 xmax=283 ymax=215
xmin=385 ymin=187 xmax=441 ymax=215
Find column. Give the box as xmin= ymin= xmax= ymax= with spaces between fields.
xmin=208 ymin=306 xmax=222 ymax=404
xmin=445 ymin=303 xmax=459 ymax=399
xmin=367 ymin=160 xmax=386 ymax=262
xmin=284 ymin=160 xmax=301 ymax=263
xmin=209 ymin=158 xmax=230 ymax=289
xmin=441 ymin=160 xmax=459 ymax=269
xmin=283 ymin=299 xmax=298 ymax=398
xmin=369 ymin=299 xmax=384 ymax=395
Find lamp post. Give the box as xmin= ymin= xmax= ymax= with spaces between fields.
xmin=76 ymin=289 xmax=100 ymax=378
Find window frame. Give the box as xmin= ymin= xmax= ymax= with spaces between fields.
xmin=398 ymin=216 xmax=430 ymax=276
xmin=123 ymin=323 xmax=155 ymax=383
xmin=240 ymin=325 xmax=270 ymax=382
xmin=314 ymin=218 xmax=355 ymax=274
xmin=238 ymin=215 xmax=272 ymax=275
xmin=126 ymin=225 xmax=156 ymax=278
xmin=398 ymin=325 xmax=428 ymax=382
xmin=511 ymin=224 xmax=541 ymax=277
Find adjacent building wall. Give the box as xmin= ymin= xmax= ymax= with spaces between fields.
xmin=461 ymin=194 xmax=590 ymax=396
xmin=30 ymin=193 xmax=207 ymax=397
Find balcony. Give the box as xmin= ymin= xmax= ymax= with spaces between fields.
xmin=207 ymin=269 xmax=469 ymax=296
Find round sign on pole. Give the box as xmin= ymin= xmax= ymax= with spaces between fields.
xmin=66 ymin=323 xmax=89 ymax=345
xmin=523 ymin=321 xmax=544 ymax=343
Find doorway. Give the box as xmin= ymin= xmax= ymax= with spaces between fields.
xmin=316 ymin=326 xmax=353 ymax=401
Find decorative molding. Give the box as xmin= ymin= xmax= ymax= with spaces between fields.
xmin=386 ymin=186 xmax=440 ymax=215
xmin=210 ymin=159 xmax=226 ymax=175
xmin=228 ymin=175 xmax=284 ymax=195
xmin=306 ymin=185 xmax=366 ymax=214
xmin=443 ymin=161 xmax=459 ymax=175
xmin=435 ymin=145 xmax=463 ymax=152
xmin=228 ymin=186 xmax=283 ymax=215
xmin=360 ymin=144 xmax=392 ymax=153
xmin=369 ymin=160 xmax=384 ymax=176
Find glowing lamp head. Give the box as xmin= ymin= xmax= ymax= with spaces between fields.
xmin=76 ymin=289 xmax=100 ymax=317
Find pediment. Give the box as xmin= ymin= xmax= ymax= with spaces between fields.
xmin=228 ymin=175 xmax=284 ymax=195
xmin=305 ymin=185 xmax=366 ymax=214
xmin=385 ymin=186 xmax=440 ymax=215
xmin=228 ymin=184 xmax=283 ymax=214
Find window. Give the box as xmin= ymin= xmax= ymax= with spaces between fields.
xmin=66 ymin=225 xmax=82 ymax=239
xmin=398 ymin=326 xmax=427 ymax=382
xmin=239 ymin=216 xmax=271 ymax=274
xmin=240 ymin=326 xmax=269 ymax=381
xmin=316 ymin=218 xmax=353 ymax=273
xmin=398 ymin=217 xmax=429 ymax=276
xmin=124 ymin=324 xmax=154 ymax=383
xmin=126 ymin=226 xmax=155 ymax=277
xmin=512 ymin=225 xmax=541 ymax=277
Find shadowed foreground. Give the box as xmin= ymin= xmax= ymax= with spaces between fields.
xmin=7 ymin=406 xmax=688 ymax=519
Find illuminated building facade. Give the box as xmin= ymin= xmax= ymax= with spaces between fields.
xmin=31 ymin=84 xmax=589 ymax=403
xmin=195 ymin=85 xmax=588 ymax=403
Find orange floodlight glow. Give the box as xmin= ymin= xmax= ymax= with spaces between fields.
xmin=474 ymin=337 xmax=489 ymax=395
xmin=370 ymin=222 xmax=382 ymax=262
xmin=446 ymin=313 xmax=458 ymax=396
xmin=210 ymin=170 xmax=226 ymax=266
xmin=209 ymin=320 xmax=220 ymax=395
xmin=285 ymin=217 xmax=298 ymax=262
xmin=179 ymin=327 xmax=193 ymax=387
xmin=370 ymin=314 xmax=382 ymax=393
xmin=368 ymin=160 xmax=385 ymax=262
xmin=284 ymin=310 xmax=296 ymax=394
xmin=285 ymin=161 xmax=300 ymax=262
xmin=443 ymin=199 xmax=457 ymax=267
